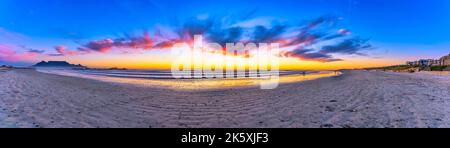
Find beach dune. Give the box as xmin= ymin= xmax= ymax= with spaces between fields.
xmin=0 ymin=69 xmax=449 ymax=128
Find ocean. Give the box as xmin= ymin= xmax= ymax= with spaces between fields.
xmin=35 ymin=68 xmax=341 ymax=90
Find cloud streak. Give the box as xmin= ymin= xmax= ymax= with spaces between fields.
xmin=282 ymin=37 xmax=372 ymax=62
xmin=80 ymin=31 xmax=154 ymax=53
xmin=320 ymin=37 xmax=372 ymax=55
xmin=281 ymin=48 xmax=342 ymax=62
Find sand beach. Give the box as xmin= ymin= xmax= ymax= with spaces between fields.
xmin=0 ymin=69 xmax=449 ymax=128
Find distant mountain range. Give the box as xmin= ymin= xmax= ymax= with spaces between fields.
xmin=33 ymin=61 xmax=87 ymax=68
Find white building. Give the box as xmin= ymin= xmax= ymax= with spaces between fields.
xmin=407 ymin=54 xmax=450 ymax=66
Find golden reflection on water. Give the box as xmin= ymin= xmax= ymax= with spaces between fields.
xmin=38 ymin=70 xmax=341 ymax=90
xmin=90 ymin=72 xmax=341 ymax=90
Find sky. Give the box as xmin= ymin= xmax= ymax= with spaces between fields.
xmin=0 ymin=0 xmax=449 ymax=70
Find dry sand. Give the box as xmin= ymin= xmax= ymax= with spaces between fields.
xmin=0 ymin=69 xmax=449 ymax=128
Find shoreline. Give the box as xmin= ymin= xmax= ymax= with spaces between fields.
xmin=35 ymin=69 xmax=343 ymax=91
xmin=0 ymin=69 xmax=449 ymax=128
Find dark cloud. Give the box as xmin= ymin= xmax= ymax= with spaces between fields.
xmin=303 ymin=15 xmax=339 ymax=31
xmin=252 ymin=24 xmax=287 ymax=43
xmin=274 ymin=16 xmax=372 ymax=62
xmin=320 ymin=37 xmax=372 ymax=55
xmin=19 ymin=45 xmax=45 ymax=54
xmin=282 ymin=16 xmax=345 ymax=47
xmin=77 ymin=15 xmax=345 ymax=52
xmin=84 ymin=39 xmax=115 ymax=52
xmin=282 ymin=48 xmax=342 ymax=62
xmin=164 ymin=17 xmax=245 ymax=46
xmin=27 ymin=49 xmax=45 ymax=54
xmin=208 ymin=27 xmax=244 ymax=44
xmin=282 ymin=37 xmax=372 ymax=62
xmin=64 ymin=14 xmax=370 ymax=62
xmin=154 ymin=15 xmax=339 ymax=49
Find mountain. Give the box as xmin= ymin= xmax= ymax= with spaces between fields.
xmin=33 ymin=61 xmax=86 ymax=68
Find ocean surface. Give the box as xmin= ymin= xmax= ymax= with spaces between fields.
xmin=37 ymin=68 xmax=316 ymax=79
xmin=36 ymin=68 xmax=341 ymax=90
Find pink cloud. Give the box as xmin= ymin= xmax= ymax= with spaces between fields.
xmin=0 ymin=44 xmax=39 ymax=62
xmin=54 ymin=45 xmax=79 ymax=56
xmin=82 ymin=32 xmax=154 ymax=53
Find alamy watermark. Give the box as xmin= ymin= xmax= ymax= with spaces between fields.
xmin=171 ymin=35 xmax=279 ymax=89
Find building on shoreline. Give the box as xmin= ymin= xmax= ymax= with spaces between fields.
xmin=407 ymin=54 xmax=450 ymax=66
xmin=440 ymin=54 xmax=450 ymax=66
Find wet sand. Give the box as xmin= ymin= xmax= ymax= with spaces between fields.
xmin=0 ymin=69 xmax=449 ymax=128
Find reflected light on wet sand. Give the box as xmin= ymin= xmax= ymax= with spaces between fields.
xmin=37 ymin=69 xmax=342 ymax=91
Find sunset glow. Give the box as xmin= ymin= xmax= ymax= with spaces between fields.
xmin=1 ymin=0 xmax=449 ymax=70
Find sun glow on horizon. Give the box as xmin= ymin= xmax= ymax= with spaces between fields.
xmin=45 ymin=53 xmax=401 ymax=71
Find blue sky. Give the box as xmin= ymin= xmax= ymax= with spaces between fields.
xmin=1 ymin=0 xmax=449 ymax=67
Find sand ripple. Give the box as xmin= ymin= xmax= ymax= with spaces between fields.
xmin=0 ymin=69 xmax=449 ymax=128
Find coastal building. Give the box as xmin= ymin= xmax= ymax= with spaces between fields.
xmin=420 ymin=59 xmax=431 ymax=66
xmin=406 ymin=61 xmax=413 ymax=65
xmin=430 ymin=59 xmax=442 ymax=66
xmin=440 ymin=54 xmax=450 ymax=66
xmin=406 ymin=61 xmax=419 ymax=66
xmin=407 ymin=54 xmax=450 ymax=66
xmin=407 ymin=59 xmax=436 ymax=66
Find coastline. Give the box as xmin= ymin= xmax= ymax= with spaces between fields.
xmin=0 ymin=69 xmax=449 ymax=128
xmin=36 ymin=69 xmax=342 ymax=90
